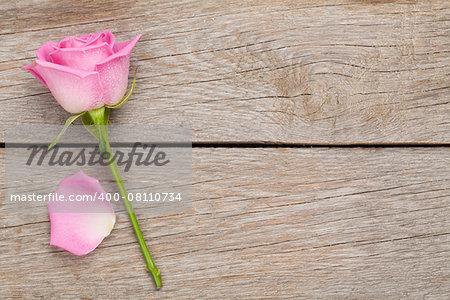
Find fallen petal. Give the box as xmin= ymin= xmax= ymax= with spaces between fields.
xmin=48 ymin=170 xmax=115 ymax=255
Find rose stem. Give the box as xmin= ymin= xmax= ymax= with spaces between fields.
xmin=99 ymin=124 xmax=162 ymax=288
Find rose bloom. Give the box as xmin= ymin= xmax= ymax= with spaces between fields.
xmin=24 ymin=31 xmax=141 ymax=114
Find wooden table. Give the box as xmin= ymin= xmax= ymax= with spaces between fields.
xmin=1 ymin=1 xmax=449 ymax=298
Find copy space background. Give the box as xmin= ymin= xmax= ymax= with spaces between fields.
xmin=0 ymin=1 xmax=449 ymax=299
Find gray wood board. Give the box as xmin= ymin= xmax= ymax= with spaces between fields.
xmin=0 ymin=0 xmax=449 ymax=143
xmin=1 ymin=147 xmax=449 ymax=298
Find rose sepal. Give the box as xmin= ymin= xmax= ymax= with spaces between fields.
xmin=48 ymin=112 xmax=85 ymax=150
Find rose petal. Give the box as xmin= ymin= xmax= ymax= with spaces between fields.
xmin=96 ymin=34 xmax=142 ymax=105
xmin=36 ymin=41 xmax=58 ymax=62
xmin=59 ymin=36 xmax=89 ymax=48
xmin=85 ymin=30 xmax=115 ymax=49
xmin=112 ymin=33 xmax=141 ymax=53
xmin=23 ymin=62 xmax=47 ymax=87
xmin=48 ymin=171 xmax=115 ymax=256
xmin=50 ymin=43 xmax=113 ymax=71
xmin=78 ymin=33 xmax=93 ymax=41
xmin=31 ymin=60 xmax=103 ymax=113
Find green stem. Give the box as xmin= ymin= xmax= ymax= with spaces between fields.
xmin=97 ymin=123 xmax=162 ymax=288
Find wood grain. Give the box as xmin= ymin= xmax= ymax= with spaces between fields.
xmin=1 ymin=1 xmax=449 ymax=299
xmin=1 ymin=147 xmax=449 ymax=299
xmin=0 ymin=0 xmax=449 ymax=143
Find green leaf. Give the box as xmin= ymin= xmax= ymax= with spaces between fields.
xmin=106 ymin=68 xmax=137 ymax=109
xmin=48 ymin=112 xmax=84 ymax=150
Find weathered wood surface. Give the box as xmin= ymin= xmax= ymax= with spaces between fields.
xmin=1 ymin=148 xmax=449 ymax=299
xmin=1 ymin=1 xmax=449 ymax=299
xmin=0 ymin=0 xmax=449 ymax=143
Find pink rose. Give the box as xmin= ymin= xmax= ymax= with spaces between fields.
xmin=23 ymin=30 xmax=141 ymax=114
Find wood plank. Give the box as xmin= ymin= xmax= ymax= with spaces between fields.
xmin=0 ymin=0 xmax=449 ymax=143
xmin=1 ymin=147 xmax=449 ymax=298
